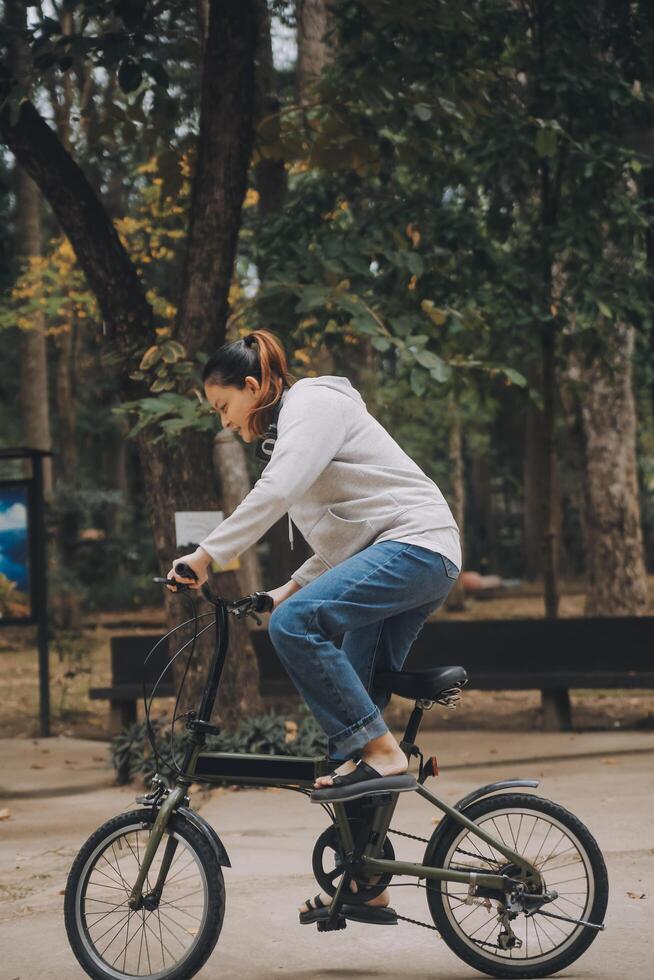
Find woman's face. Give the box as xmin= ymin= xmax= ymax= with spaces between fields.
xmin=204 ymin=377 xmax=261 ymax=443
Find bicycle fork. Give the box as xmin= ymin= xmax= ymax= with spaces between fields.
xmin=128 ymin=784 xmax=186 ymax=910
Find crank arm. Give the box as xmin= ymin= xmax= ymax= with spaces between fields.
xmin=533 ymin=909 xmax=605 ymax=931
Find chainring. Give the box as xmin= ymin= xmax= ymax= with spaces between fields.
xmin=311 ymin=824 xmax=395 ymax=904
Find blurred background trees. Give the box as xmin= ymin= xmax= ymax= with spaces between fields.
xmin=0 ymin=0 xmax=653 ymax=662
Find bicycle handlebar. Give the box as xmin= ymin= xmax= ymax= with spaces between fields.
xmin=153 ymin=561 xmax=274 ymax=616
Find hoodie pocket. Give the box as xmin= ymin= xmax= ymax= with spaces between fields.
xmin=307 ymin=493 xmax=398 ymax=567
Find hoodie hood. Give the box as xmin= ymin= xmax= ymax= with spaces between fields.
xmin=288 ymin=375 xmax=366 ymax=408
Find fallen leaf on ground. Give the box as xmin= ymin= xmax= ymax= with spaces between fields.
xmin=601 ymin=758 xmax=617 ymax=765
xmin=29 ymin=763 xmax=44 ymax=769
xmin=627 ymin=891 xmax=646 ymax=900
xmin=0 ymin=808 xmax=11 ymax=820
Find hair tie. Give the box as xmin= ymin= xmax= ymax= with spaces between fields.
xmin=244 ymin=334 xmax=255 ymax=348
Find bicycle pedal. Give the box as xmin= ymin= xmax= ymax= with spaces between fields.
xmin=317 ymin=915 xmax=347 ymax=932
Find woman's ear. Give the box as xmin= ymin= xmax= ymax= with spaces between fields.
xmin=245 ymin=375 xmax=261 ymax=395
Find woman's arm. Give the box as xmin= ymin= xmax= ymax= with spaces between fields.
xmin=267 ymin=578 xmax=302 ymax=608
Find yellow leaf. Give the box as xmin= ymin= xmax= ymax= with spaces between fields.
xmin=408 ymin=275 xmax=417 ymax=291
xmin=421 ymin=300 xmax=447 ymax=325
xmin=243 ymin=188 xmax=260 ymax=208
xmin=139 ymin=346 xmax=161 ymax=370
xmin=406 ymin=223 xmax=421 ymax=247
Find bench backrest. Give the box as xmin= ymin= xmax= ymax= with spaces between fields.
xmin=110 ymin=635 xmax=170 ymax=687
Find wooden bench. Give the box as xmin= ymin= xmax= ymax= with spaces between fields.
xmin=91 ymin=617 xmax=654 ymax=733
xmin=89 ymin=635 xmax=174 ymax=733
xmin=251 ymin=616 xmax=654 ymax=730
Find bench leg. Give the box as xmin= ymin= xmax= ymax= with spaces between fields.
xmin=109 ymin=699 xmax=137 ymax=736
xmin=541 ymin=688 xmax=572 ymax=731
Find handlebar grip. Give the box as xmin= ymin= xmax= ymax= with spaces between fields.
xmin=252 ymin=591 xmax=274 ymax=613
xmin=173 ymin=562 xmax=198 ymax=582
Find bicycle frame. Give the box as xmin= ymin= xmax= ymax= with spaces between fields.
xmin=128 ymin=592 xmax=542 ymax=910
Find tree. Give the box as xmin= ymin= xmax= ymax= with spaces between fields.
xmin=0 ymin=0 xmax=263 ymax=723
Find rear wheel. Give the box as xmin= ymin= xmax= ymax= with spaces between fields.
xmin=426 ymin=794 xmax=608 ymax=979
xmin=64 ymin=809 xmax=225 ymax=980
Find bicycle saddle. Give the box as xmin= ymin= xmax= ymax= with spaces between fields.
xmin=374 ymin=666 xmax=467 ymax=701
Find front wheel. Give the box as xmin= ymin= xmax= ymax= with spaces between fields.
xmin=426 ymin=793 xmax=608 ymax=979
xmin=64 ymin=809 xmax=225 ymax=980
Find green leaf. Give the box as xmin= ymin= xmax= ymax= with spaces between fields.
xmin=429 ymin=362 xmax=452 ymax=383
xmin=414 ymin=103 xmax=432 ymax=122
xmin=371 ymin=336 xmax=391 ymax=351
xmin=410 ymin=367 xmax=426 ymax=396
xmin=597 ymin=301 xmax=612 ymax=318
xmin=535 ymin=128 xmax=557 ymax=157
xmin=501 ymin=367 xmax=527 ymax=387
xmin=160 ymin=340 xmax=185 ymax=363
xmin=414 ymin=348 xmax=446 ymax=371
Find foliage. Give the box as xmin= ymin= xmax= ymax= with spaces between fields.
xmin=52 ymin=629 xmax=92 ymax=716
xmin=110 ymin=709 xmax=328 ymax=785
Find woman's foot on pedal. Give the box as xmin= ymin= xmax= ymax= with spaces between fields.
xmin=313 ymin=759 xmax=356 ymax=789
xmin=298 ymin=886 xmax=390 ymax=916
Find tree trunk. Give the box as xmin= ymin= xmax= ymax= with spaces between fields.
xmin=1 ymin=0 xmax=263 ymax=726
xmin=445 ymin=414 xmax=466 ymax=610
xmin=6 ymin=0 xmax=53 ymax=491
xmin=138 ymin=429 xmax=263 ymax=726
xmin=523 ymin=390 xmax=563 ymax=581
xmin=254 ymin=0 xmax=287 ymax=219
xmin=296 ymin=0 xmax=335 ymax=104
xmin=577 ymin=323 xmax=648 ymax=615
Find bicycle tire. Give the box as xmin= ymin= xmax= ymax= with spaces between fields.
xmin=425 ymin=793 xmax=608 ymax=979
xmin=64 ymin=808 xmax=225 ymax=980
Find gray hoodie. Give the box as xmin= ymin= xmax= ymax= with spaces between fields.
xmin=199 ymin=376 xmax=461 ymax=587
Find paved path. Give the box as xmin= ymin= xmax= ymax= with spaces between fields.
xmin=1 ymin=730 xmax=652 ymax=978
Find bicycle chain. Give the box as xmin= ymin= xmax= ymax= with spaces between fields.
xmin=385 ymin=828 xmax=503 ymax=934
xmin=385 ymin=828 xmax=440 ymax=932
xmin=388 ymin=828 xmax=502 ymax=867
xmin=395 ymin=913 xmax=440 ymax=932
xmin=387 ymin=827 xmax=429 ymax=843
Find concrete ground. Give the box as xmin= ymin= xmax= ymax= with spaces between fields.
xmin=0 ymin=729 xmax=652 ymax=979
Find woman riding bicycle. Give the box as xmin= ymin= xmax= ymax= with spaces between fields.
xmin=167 ymin=328 xmax=461 ymax=916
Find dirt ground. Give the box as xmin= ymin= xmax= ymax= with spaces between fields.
xmin=1 ymin=580 xmax=653 ymax=740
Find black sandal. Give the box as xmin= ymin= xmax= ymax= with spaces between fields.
xmin=311 ymin=760 xmax=417 ymax=804
xmin=299 ymin=894 xmax=398 ymax=926
xmin=299 ymin=893 xmax=329 ymax=924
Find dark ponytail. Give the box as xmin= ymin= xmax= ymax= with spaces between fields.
xmin=202 ymin=330 xmax=295 ymax=438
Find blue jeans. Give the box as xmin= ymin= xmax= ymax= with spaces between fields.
xmin=268 ymin=541 xmax=459 ymax=760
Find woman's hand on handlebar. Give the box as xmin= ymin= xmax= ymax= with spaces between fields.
xmin=266 ymin=578 xmax=302 ymax=609
xmin=166 ymin=548 xmax=212 ymax=591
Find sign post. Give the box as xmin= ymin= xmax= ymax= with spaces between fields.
xmin=0 ymin=447 xmax=53 ymax=737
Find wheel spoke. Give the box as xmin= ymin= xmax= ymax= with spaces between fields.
xmin=437 ymin=803 xmax=599 ymax=966
xmin=74 ymin=819 xmax=214 ymax=978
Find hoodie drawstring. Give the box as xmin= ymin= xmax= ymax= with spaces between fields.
xmin=288 ymin=513 xmax=294 ymax=550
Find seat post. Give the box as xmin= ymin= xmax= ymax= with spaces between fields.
xmin=401 ymin=703 xmax=424 ymax=748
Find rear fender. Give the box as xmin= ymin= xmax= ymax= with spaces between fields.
xmin=423 ymin=778 xmax=540 ymax=865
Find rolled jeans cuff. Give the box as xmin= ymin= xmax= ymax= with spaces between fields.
xmin=328 ymin=707 xmax=389 ymax=760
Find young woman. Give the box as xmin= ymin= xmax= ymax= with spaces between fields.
xmin=167 ymin=328 xmax=461 ymax=919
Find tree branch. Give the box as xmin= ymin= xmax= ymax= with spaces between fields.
xmin=0 ymin=89 xmax=154 ymax=354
